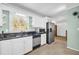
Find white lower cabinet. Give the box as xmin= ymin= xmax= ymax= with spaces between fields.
xmin=24 ymin=36 xmax=33 ymax=54
xmin=41 ymin=34 xmax=46 ymax=45
xmin=0 ymin=36 xmax=33 ymax=55
xmin=12 ymin=38 xmax=25 ymax=55
xmin=0 ymin=40 xmax=13 ymax=55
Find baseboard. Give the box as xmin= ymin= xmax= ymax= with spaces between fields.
xmin=67 ymin=46 xmax=79 ymax=52
xmin=24 ymin=50 xmax=33 ymax=55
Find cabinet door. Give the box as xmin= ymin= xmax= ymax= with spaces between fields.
xmin=32 ymin=17 xmax=35 ymax=27
xmin=12 ymin=38 xmax=25 ymax=55
xmin=0 ymin=40 xmax=13 ymax=55
xmin=41 ymin=34 xmax=46 ymax=45
xmin=32 ymin=17 xmax=41 ymax=27
xmin=24 ymin=36 xmax=33 ymax=53
xmin=32 ymin=17 xmax=38 ymax=27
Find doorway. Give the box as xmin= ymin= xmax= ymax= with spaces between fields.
xmin=55 ymin=25 xmax=57 ymax=37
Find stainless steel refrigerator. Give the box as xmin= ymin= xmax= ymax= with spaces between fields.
xmin=46 ymin=22 xmax=55 ymax=44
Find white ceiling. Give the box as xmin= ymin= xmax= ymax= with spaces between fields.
xmin=19 ymin=3 xmax=66 ymax=16
xmin=9 ymin=3 xmax=79 ymax=17
xmin=3 ymin=3 xmax=79 ymax=24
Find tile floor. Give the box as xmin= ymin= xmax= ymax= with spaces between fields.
xmin=27 ymin=37 xmax=79 ymax=55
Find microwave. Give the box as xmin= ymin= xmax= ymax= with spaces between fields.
xmin=39 ymin=29 xmax=45 ymax=33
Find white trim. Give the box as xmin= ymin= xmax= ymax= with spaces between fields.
xmin=67 ymin=46 xmax=79 ymax=52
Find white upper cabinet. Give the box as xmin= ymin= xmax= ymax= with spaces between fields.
xmin=32 ymin=16 xmax=47 ymax=28
xmin=32 ymin=17 xmax=37 ymax=27
xmin=32 ymin=16 xmax=40 ymax=27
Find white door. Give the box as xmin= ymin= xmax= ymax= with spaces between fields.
xmin=24 ymin=36 xmax=33 ymax=53
xmin=0 ymin=40 xmax=13 ymax=55
xmin=12 ymin=38 xmax=25 ymax=55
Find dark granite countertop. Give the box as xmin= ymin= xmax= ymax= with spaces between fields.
xmin=0 ymin=31 xmax=46 ymax=41
xmin=0 ymin=34 xmax=32 ymax=41
xmin=0 ymin=31 xmax=34 ymax=41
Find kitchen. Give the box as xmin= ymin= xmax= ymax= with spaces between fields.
xmin=0 ymin=3 xmax=55 ymax=55
xmin=0 ymin=3 xmax=79 ymax=55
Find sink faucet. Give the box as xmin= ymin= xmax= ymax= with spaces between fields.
xmin=1 ymin=31 xmax=4 ymax=39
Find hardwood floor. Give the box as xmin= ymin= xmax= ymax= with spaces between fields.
xmin=27 ymin=37 xmax=79 ymax=55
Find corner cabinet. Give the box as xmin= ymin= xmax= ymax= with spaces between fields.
xmin=41 ymin=34 xmax=46 ymax=45
xmin=0 ymin=36 xmax=33 ymax=55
